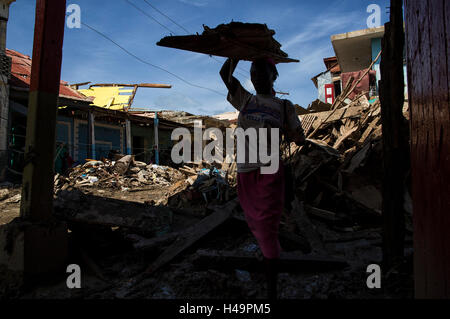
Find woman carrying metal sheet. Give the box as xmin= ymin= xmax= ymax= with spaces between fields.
xmin=220 ymin=58 xmax=306 ymax=299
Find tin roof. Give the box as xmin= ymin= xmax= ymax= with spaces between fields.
xmin=7 ymin=48 xmax=91 ymax=101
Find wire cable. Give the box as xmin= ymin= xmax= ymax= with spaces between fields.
xmin=135 ymin=0 xmax=251 ymax=79
xmin=124 ymin=0 xmax=177 ymax=35
xmin=141 ymin=0 xmax=191 ymax=34
xmin=81 ymin=21 xmax=225 ymax=97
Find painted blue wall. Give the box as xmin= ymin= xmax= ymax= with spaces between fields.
xmin=77 ymin=123 xmax=122 ymax=162
xmin=56 ymin=116 xmax=74 ymax=156
xmin=371 ymin=38 xmax=382 ymax=64
xmin=371 ymin=38 xmax=382 ymax=89
xmin=371 ymin=37 xmax=408 ymax=96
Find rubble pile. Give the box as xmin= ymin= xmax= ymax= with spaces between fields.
xmin=1 ymin=98 xmax=414 ymax=300
xmin=282 ymin=94 xmax=412 ymax=246
xmin=167 ymin=165 xmax=233 ymax=213
xmin=290 ymin=95 xmax=385 ymax=222
xmin=54 ymin=155 xmax=186 ymax=192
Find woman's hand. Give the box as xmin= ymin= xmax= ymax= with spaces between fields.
xmin=220 ymin=58 xmax=240 ymax=95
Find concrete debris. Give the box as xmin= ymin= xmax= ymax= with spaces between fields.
xmin=54 ymin=156 xmax=186 ymax=192
xmin=0 ymin=189 xmax=10 ymax=202
xmin=1 ymin=193 xmax=21 ymax=204
xmin=1 ymin=97 xmax=413 ymax=300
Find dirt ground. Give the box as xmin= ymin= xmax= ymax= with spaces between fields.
xmin=0 ymin=183 xmax=413 ymax=299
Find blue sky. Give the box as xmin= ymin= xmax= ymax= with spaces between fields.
xmin=7 ymin=0 xmax=389 ymax=115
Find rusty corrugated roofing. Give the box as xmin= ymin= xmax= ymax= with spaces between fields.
xmin=7 ymin=48 xmax=91 ymax=101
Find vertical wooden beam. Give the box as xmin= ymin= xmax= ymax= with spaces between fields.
xmin=127 ymin=85 xmax=138 ymax=110
xmin=379 ymin=0 xmax=410 ymax=269
xmin=20 ymin=0 xmax=67 ymax=221
xmin=88 ymin=110 xmax=95 ymax=159
xmin=0 ymin=1 xmax=15 ymax=179
xmin=125 ymin=119 xmax=132 ymax=155
xmin=154 ymin=112 xmax=159 ymax=165
xmin=405 ymin=0 xmax=450 ymax=298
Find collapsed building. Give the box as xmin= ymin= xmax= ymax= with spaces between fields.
xmin=0 ymin=1 xmax=449 ymax=300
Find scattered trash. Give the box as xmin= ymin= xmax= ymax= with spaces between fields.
xmin=235 ymin=269 xmax=251 ymax=282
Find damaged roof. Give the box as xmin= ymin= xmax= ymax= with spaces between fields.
xmin=331 ymin=26 xmax=384 ymax=73
xmin=7 ymin=49 xmax=92 ymax=101
xmin=157 ymin=22 xmax=299 ymax=64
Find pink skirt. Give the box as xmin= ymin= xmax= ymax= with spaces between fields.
xmin=237 ymin=165 xmax=285 ymax=259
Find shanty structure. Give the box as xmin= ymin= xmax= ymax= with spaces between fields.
xmin=311 ymin=56 xmax=343 ymax=105
xmin=5 ymin=49 xmax=183 ymax=173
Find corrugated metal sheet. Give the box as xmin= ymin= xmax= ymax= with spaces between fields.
xmin=7 ymin=48 xmax=90 ymax=101
xmin=78 ymin=86 xmax=133 ymax=111
xmin=157 ymin=22 xmax=299 ymax=64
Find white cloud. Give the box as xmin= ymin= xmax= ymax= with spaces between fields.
xmin=282 ymin=11 xmax=361 ymax=50
xmin=179 ymin=0 xmax=209 ymax=7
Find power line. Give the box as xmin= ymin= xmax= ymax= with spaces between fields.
xmin=124 ymin=0 xmax=249 ymax=80
xmin=124 ymin=0 xmax=176 ymax=35
xmin=141 ymin=0 xmax=191 ymax=34
xmin=135 ymin=0 xmax=251 ymax=80
xmin=209 ymin=55 xmax=249 ymax=80
xmin=81 ymin=21 xmax=225 ymax=96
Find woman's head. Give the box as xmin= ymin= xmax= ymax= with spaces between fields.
xmin=250 ymin=58 xmax=278 ymax=95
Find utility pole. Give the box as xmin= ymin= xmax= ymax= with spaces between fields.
xmin=379 ymin=0 xmax=409 ymax=269
xmin=154 ymin=112 xmax=159 ymax=165
xmin=405 ymin=0 xmax=450 ymax=298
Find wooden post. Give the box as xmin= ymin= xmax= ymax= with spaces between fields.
xmin=88 ymin=110 xmax=95 ymax=159
xmin=20 ymin=0 xmax=67 ymax=221
xmin=405 ymin=0 xmax=450 ymax=298
xmin=379 ymin=0 xmax=409 ymax=269
xmin=0 ymin=1 xmax=15 ymax=180
xmin=0 ymin=0 xmax=69 ymax=283
xmin=154 ymin=112 xmax=159 ymax=165
xmin=125 ymin=119 xmax=132 ymax=155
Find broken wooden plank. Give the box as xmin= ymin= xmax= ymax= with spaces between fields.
xmin=333 ymin=122 xmax=358 ymax=149
xmin=358 ymin=117 xmax=380 ymax=145
xmin=193 ymin=249 xmax=348 ymax=273
xmin=315 ymin=179 xmax=382 ymax=220
xmin=132 ymin=231 xmax=181 ymax=252
xmin=323 ymin=228 xmax=382 ymax=243
xmin=290 ymin=198 xmax=325 ymax=253
xmin=343 ymin=142 xmax=371 ymax=174
xmin=305 ymin=205 xmax=340 ymax=223
xmin=302 ymin=105 xmax=365 ymax=133
xmin=145 ymin=199 xmax=239 ymax=274
xmin=300 ymin=114 xmax=317 ymax=136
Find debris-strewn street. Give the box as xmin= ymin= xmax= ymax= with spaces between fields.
xmin=1 ymin=0 xmax=448 ymax=301
xmin=1 ymin=91 xmax=413 ymax=299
